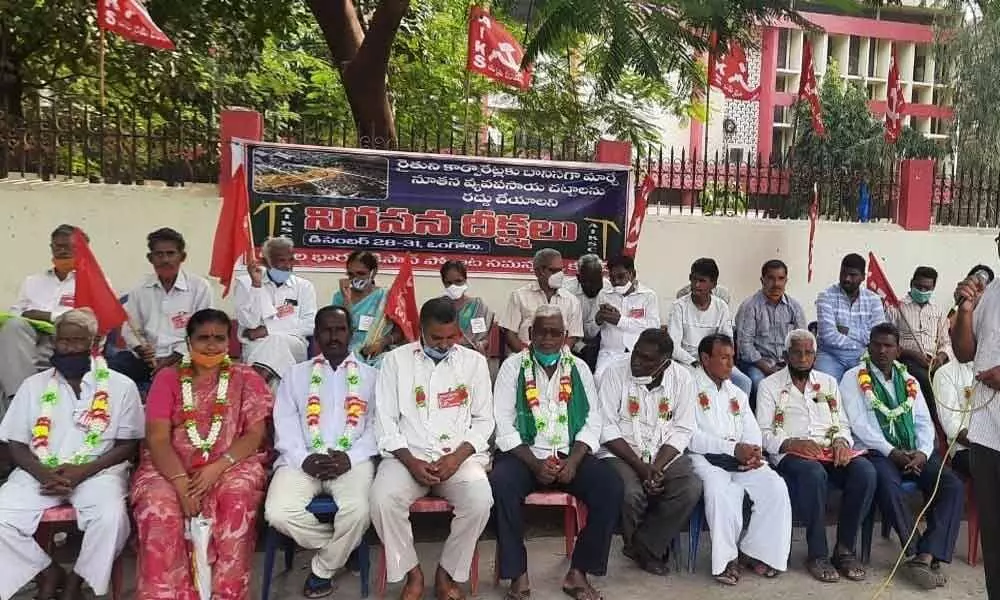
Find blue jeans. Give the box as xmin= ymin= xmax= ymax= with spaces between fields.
xmin=729 ymin=366 xmax=752 ymax=397
xmin=815 ymin=348 xmax=863 ymax=383
xmin=739 ymin=362 xmax=768 ymax=394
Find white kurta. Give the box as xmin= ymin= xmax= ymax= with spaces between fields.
xmin=596 ymin=357 xmax=696 ymax=460
xmin=754 ymin=368 xmax=853 ymax=464
xmin=267 ymin=354 xmax=377 ymax=577
xmin=494 ymin=350 xmax=603 ymax=458
xmin=234 ymin=273 xmax=317 ymax=378
xmin=370 ymin=343 xmax=494 ymax=583
xmin=0 ymin=366 xmax=144 ymax=600
xmin=690 ymin=369 xmax=791 ymax=575
xmin=594 ymin=285 xmax=661 ymax=380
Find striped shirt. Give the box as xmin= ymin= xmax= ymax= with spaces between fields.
xmin=815 ymin=284 xmax=886 ymax=355
xmin=734 ymin=291 xmax=808 ymax=364
xmin=967 ymin=281 xmax=1000 ymax=452
xmin=886 ymin=296 xmax=951 ymax=358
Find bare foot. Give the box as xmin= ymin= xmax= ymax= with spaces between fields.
xmin=399 ymin=566 xmax=424 ymax=600
xmin=434 ymin=565 xmax=464 ymax=600
xmin=59 ymin=573 xmax=83 ymax=600
xmin=36 ymin=563 xmax=66 ymax=600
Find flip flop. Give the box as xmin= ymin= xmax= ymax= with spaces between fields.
xmin=303 ymin=573 xmax=334 ymax=599
xmin=562 ymin=586 xmax=601 ymax=600
xmin=714 ymin=561 xmax=740 ymax=586
xmin=831 ymin=551 xmax=866 ymax=582
xmin=739 ymin=555 xmax=778 ymax=578
xmin=503 ymin=589 xmax=531 ymax=600
xmin=904 ymin=560 xmax=939 ymax=591
xmin=805 ymin=557 xmax=840 ymax=583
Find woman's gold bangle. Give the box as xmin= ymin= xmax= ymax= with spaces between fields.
xmin=168 ymin=472 xmax=189 ymax=482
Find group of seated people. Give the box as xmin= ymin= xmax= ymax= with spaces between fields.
xmin=0 ymin=223 xmax=980 ymax=600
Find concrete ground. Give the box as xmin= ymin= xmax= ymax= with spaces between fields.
xmin=19 ymin=522 xmax=986 ymax=600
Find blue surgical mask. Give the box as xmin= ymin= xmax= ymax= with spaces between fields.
xmin=51 ymin=352 xmax=92 ymax=380
xmin=267 ymin=268 xmax=291 ymax=286
xmin=422 ymin=339 xmax=453 ymax=362
xmin=533 ymin=349 xmax=561 ymax=367
xmin=909 ymin=287 xmax=933 ymax=305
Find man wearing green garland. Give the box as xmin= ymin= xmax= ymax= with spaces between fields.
xmin=840 ymin=322 xmax=963 ymax=591
xmin=491 ymin=305 xmax=622 ymax=600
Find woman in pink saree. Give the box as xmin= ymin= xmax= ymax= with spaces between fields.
xmin=131 ymin=309 xmax=273 ymax=600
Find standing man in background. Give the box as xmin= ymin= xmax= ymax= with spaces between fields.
xmin=953 ymin=259 xmax=1000 ymax=598
xmin=563 ymin=254 xmax=609 ymax=372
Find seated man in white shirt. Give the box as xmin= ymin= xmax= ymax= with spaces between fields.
xmin=109 ymin=228 xmax=212 ymax=385
xmin=599 ymin=327 xmax=701 ymax=576
xmin=593 ymin=255 xmax=659 ymax=379
xmin=562 ymin=254 xmax=609 ymax=372
xmin=266 ymin=306 xmax=377 ymax=598
xmin=690 ymin=334 xmax=791 ymax=585
xmin=499 ymin=248 xmax=584 ymax=354
xmin=492 ymin=305 xmax=620 ymax=600
xmin=370 ymin=298 xmax=494 ymax=600
xmin=0 ymin=308 xmax=144 ymax=600
xmin=932 ymin=359 xmax=974 ymax=478
xmin=756 ymin=329 xmax=875 ymax=584
xmin=668 ymin=258 xmax=751 ymax=395
xmin=0 ymin=224 xmax=82 ymax=407
xmin=841 ymin=323 xmax=963 ymax=590
xmin=235 ymin=237 xmax=317 ymax=385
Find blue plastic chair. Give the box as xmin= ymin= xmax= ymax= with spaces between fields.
xmin=261 ymin=495 xmax=370 ymax=600
xmin=860 ymin=480 xmax=920 ymax=564
xmin=687 ymin=499 xmax=704 ymax=573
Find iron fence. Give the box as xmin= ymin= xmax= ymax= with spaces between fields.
xmin=933 ymin=161 xmax=1000 ymax=228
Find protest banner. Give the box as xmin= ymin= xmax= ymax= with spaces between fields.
xmin=244 ymin=141 xmax=631 ymax=276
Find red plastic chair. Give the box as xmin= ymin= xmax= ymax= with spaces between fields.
xmin=375 ymin=497 xmax=480 ymax=596
xmin=35 ymin=505 xmax=125 ymax=600
xmin=492 ymin=491 xmax=588 ymax=584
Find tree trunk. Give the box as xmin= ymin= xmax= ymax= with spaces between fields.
xmin=307 ymin=0 xmax=411 ymax=147
xmin=0 ymin=21 xmax=23 ymax=120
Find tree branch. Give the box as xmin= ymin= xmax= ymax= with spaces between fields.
xmin=348 ymin=0 xmax=410 ymax=89
xmin=306 ymin=0 xmax=365 ymax=67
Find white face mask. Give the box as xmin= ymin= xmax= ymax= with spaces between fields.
xmin=444 ymin=284 xmax=468 ymax=300
xmin=631 ymin=359 xmax=670 ymax=386
xmin=547 ymin=272 xmax=565 ymax=289
xmin=612 ymin=284 xmax=631 ymax=295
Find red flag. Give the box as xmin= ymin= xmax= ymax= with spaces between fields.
xmin=866 ymin=252 xmax=900 ymax=309
xmin=97 ymin=0 xmax=175 ymax=51
xmin=72 ymin=229 xmax=127 ymax=336
xmin=807 ymin=183 xmax=819 ymax=283
xmin=710 ymin=41 xmax=760 ymax=101
xmin=385 ymin=256 xmax=420 ymax=342
xmin=209 ymin=162 xmax=252 ymax=298
xmin=623 ymin=175 xmax=654 ymax=257
xmin=885 ymin=48 xmax=905 ymax=144
xmin=798 ymin=43 xmax=825 ymax=137
xmin=466 ymin=6 xmax=533 ymax=90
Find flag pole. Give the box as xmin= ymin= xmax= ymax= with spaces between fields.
xmin=99 ymin=27 xmax=106 ymax=109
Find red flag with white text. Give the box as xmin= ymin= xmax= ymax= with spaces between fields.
xmin=885 ymin=48 xmax=905 ymax=144
xmin=623 ymin=175 xmax=654 ymax=257
xmin=385 ymin=256 xmax=420 ymax=342
xmin=72 ymin=229 xmax=127 ymax=336
xmin=866 ymin=252 xmax=901 ymax=309
xmin=807 ymin=183 xmax=819 ymax=283
xmin=710 ymin=41 xmax=760 ymax=101
xmin=97 ymin=0 xmax=175 ymax=51
xmin=798 ymin=43 xmax=825 ymax=137
xmin=466 ymin=6 xmax=532 ymax=90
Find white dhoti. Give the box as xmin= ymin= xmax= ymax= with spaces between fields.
xmin=0 ymin=318 xmax=52 ymax=404
xmin=243 ymin=333 xmax=308 ymax=380
xmin=0 ymin=468 xmax=130 ymax=600
xmin=690 ymin=454 xmax=792 ymax=576
xmin=369 ymin=457 xmax=492 ymax=583
xmin=265 ymin=460 xmax=375 ymax=578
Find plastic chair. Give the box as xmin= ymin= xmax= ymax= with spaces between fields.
xmin=376 ymin=497 xmax=480 ymax=596
xmin=36 ymin=505 xmax=125 ymax=600
xmin=261 ymin=495 xmax=370 ymax=600
xmin=491 ymin=491 xmax=587 ymax=584
xmin=860 ymin=480 xmax=920 ymax=564
xmin=687 ymin=500 xmax=704 ymax=574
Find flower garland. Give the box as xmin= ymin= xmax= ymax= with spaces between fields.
xmin=627 ymin=387 xmax=673 ymax=462
xmin=180 ymin=355 xmax=232 ymax=463
xmin=858 ymin=361 xmax=917 ymax=439
xmin=522 ymin=349 xmax=573 ymax=449
xmin=305 ymin=356 xmax=366 ymax=452
xmin=412 ymin=348 xmax=468 ymax=457
xmin=697 ymin=387 xmax=740 ymax=441
xmin=32 ymin=356 xmax=112 ymax=467
xmin=773 ymin=378 xmax=842 ymax=446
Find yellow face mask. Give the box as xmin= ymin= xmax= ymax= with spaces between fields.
xmin=189 ymin=351 xmax=228 ymax=370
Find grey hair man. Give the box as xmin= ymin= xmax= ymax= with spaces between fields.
xmin=755 ymin=328 xmax=876 ymax=584
xmin=562 ymin=254 xmax=610 ymax=372
xmin=499 ymin=248 xmax=584 ymax=353
xmin=233 ymin=236 xmax=317 ymax=384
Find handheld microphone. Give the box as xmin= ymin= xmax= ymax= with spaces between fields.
xmin=955 ymin=268 xmax=995 ymax=309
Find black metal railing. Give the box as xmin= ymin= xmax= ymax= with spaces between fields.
xmin=933 ymin=161 xmax=1000 ymax=228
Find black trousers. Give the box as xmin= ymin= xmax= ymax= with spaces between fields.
xmin=489 ymin=452 xmax=623 ymax=580
xmin=972 ymin=443 xmax=1000 ymax=599
xmin=777 ymin=455 xmax=876 ymax=559
xmin=107 ymin=351 xmax=153 ymax=386
xmin=952 ymin=449 xmax=971 ymax=478
xmin=899 ymin=356 xmax=937 ymax=423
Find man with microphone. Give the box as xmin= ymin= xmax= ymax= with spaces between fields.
xmin=952 ymin=264 xmax=999 ymax=598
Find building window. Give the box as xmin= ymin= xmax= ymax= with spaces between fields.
xmin=777 ymin=29 xmax=790 ymax=69
xmin=914 ymin=45 xmax=928 ymax=82
xmin=727 ymin=147 xmax=745 ymax=164
xmin=848 ymin=36 xmax=861 ymax=75
xmin=868 ymin=39 xmax=878 ymax=77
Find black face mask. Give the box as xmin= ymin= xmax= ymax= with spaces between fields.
xmin=51 ymin=351 xmax=92 ymax=380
